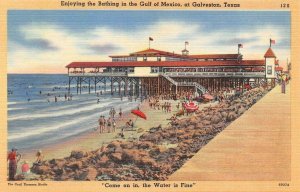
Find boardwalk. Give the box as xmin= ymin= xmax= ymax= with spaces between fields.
xmin=169 ymin=84 xmax=291 ymax=181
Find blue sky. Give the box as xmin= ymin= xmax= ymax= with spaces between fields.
xmin=8 ymin=10 xmax=290 ymax=73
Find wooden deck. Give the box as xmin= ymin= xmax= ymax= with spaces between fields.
xmin=169 ymin=84 xmax=291 ymax=181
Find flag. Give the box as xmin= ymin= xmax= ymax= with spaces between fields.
xmin=238 ymin=44 xmax=243 ymax=48
xmin=149 ymin=37 xmax=153 ymax=41
xmin=185 ymin=41 xmax=189 ymax=45
xmin=270 ymin=39 xmax=275 ymax=44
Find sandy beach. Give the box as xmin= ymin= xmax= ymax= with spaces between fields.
xmin=20 ymin=98 xmax=217 ymax=164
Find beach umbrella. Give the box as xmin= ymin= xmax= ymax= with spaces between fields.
xmin=183 ymin=102 xmax=199 ymax=112
xmin=131 ymin=110 xmax=147 ymax=120
xmin=202 ymin=93 xmax=214 ymax=100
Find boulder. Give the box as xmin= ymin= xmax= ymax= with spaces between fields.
xmin=202 ymin=120 xmax=211 ymax=126
xmin=109 ymin=152 xmax=123 ymax=162
xmin=53 ymin=167 xmax=64 ymax=176
xmin=149 ymin=146 xmax=162 ymax=157
xmin=211 ymin=115 xmax=222 ymax=124
xmin=49 ymin=159 xmax=66 ymax=168
xmin=120 ymin=142 xmax=134 ymax=149
xmin=237 ymin=106 xmax=246 ymax=115
xmin=189 ymin=116 xmax=199 ymax=124
xmin=97 ymin=155 xmax=110 ymax=166
xmin=32 ymin=165 xmax=51 ymax=175
xmin=75 ymin=171 xmax=88 ymax=180
xmin=226 ymin=112 xmax=237 ymax=122
xmin=195 ymin=122 xmax=203 ymax=129
xmin=67 ymin=161 xmax=82 ymax=171
xmin=137 ymin=141 xmax=154 ymax=150
xmin=221 ymin=111 xmax=228 ymax=118
xmin=186 ymin=124 xmax=195 ymax=130
xmin=70 ymin=150 xmax=85 ymax=159
xmin=213 ymin=122 xmax=226 ymax=130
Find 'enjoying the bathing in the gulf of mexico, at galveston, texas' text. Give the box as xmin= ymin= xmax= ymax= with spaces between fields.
xmin=60 ymin=1 xmax=241 ymax=8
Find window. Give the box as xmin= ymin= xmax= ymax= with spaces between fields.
xmin=151 ymin=67 xmax=159 ymax=73
xmin=157 ymin=57 xmax=161 ymax=61
xmin=143 ymin=57 xmax=147 ymax=61
xmin=267 ymin=66 xmax=272 ymax=75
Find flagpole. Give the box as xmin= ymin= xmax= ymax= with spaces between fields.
xmin=270 ymin=38 xmax=271 ymax=48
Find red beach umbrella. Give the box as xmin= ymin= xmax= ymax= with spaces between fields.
xmin=131 ymin=110 xmax=147 ymax=120
xmin=183 ymin=102 xmax=199 ymax=112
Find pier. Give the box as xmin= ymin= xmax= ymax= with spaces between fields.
xmin=66 ymin=47 xmax=280 ymax=97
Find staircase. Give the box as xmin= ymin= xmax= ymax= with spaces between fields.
xmin=162 ymin=74 xmax=178 ymax=86
xmin=162 ymin=74 xmax=207 ymax=94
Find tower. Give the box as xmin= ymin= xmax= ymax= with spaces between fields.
xmin=264 ymin=47 xmax=276 ymax=79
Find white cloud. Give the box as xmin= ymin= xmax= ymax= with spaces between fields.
xmin=8 ymin=21 xmax=290 ymax=73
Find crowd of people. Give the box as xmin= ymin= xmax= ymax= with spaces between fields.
xmin=98 ymin=109 xmax=117 ymax=134
xmin=7 ymin=148 xmax=44 ymax=181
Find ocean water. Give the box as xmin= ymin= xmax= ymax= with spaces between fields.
xmin=7 ymin=74 xmax=140 ymax=150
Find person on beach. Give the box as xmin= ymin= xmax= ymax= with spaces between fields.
xmin=168 ymin=114 xmax=179 ymax=126
xmin=97 ymin=99 xmax=100 ymax=104
xmin=65 ymin=94 xmax=67 ymax=101
xmin=119 ymin=108 xmax=123 ymax=118
xmin=112 ymin=108 xmax=116 ymax=118
xmin=33 ymin=150 xmax=44 ymax=167
xmin=7 ymin=147 xmax=22 ymax=180
xmin=119 ymin=127 xmax=125 ymax=139
xmin=112 ymin=119 xmax=116 ymax=132
xmin=98 ymin=116 xmax=105 ymax=134
xmin=126 ymin=119 xmax=134 ymax=129
xmin=21 ymin=161 xmax=30 ymax=176
xmin=176 ymin=102 xmax=180 ymax=110
xmin=107 ymin=117 xmax=112 ymax=133
xmin=55 ymin=96 xmax=57 ymax=102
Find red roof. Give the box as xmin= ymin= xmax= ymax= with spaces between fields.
xmin=264 ymin=48 xmax=276 ymax=58
xmin=110 ymin=49 xmax=239 ymax=60
xmin=129 ymin=48 xmax=182 ymax=57
xmin=275 ymin=66 xmax=283 ymax=71
xmin=189 ymin=54 xmax=239 ymax=59
xmin=66 ymin=60 xmax=264 ymax=68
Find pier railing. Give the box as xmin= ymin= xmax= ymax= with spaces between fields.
xmin=69 ymin=72 xmax=127 ymax=77
xmin=163 ymin=71 xmax=265 ymax=78
xmin=68 ymin=71 xmax=265 ymax=78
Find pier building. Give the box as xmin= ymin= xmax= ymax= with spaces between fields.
xmin=66 ymin=44 xmax=278 ymax=97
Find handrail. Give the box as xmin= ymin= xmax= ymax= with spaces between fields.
xmin=162 ymin=74 xmax=207 ymax=93
xmin=161 ymin=74 xmax=178 ymax=86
